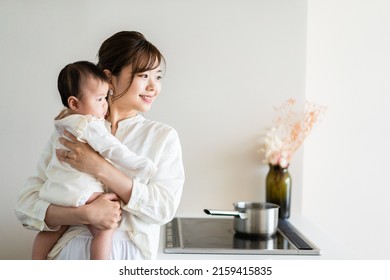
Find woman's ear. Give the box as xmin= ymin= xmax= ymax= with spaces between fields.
xmin=103 ymin=69 xmax=112 ymax=82
xmin=103 ymin=69 xmax=115 ymax=101
xmin=68 ymin=96 xmax=79 ymax=111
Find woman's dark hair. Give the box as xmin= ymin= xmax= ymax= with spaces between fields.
xmin=57 ymin=61 xmax=108 ymax=107
xmin=97 ymin=31 xmax=165 ymax=101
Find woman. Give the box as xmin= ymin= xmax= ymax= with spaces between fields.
xmin=14 ymin=31 xmax=185 ymax=260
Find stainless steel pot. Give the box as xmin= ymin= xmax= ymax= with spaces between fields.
xmin=204 ymin=202 xmax=279 ymax=237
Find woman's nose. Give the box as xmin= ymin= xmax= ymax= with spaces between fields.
xmin=146 ymin=79 xmax=157 ymax=91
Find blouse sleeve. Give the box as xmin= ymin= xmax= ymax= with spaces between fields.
xmin=121 ymin=128 xmax=185 ymax=225
xmin=14 ymin=133 xmax=60 ymax=231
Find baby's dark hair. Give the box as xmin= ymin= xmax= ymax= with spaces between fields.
xmin=57 ymin=61 xmax=108 ymax=107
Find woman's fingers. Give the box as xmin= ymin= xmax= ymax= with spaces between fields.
xmin=103 ymin=192 xmax=120 ymax=202
xmin=87 ymin=193 xmax=122 ymax=229
xmin=63 ymin=130 xmax=78 ymax=142
xmin=56 ymin=148 xmax=70 ymax=160
xmin=55 ymin=131 xmax=76 ymax=161
xmin=59 ymin=130 xmax=77 ymax=150
xmin=56 ymin=130 xmax=88 ymax=163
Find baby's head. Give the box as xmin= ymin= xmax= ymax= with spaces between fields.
xmin=58 ymin=61 xmax=110 ymax=118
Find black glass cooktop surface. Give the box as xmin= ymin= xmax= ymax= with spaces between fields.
xmin=164 ymin=217 xmax=320 ymax=255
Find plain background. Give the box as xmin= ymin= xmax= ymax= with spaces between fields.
xmin=0 ymin=0 xmax=389 ymax=259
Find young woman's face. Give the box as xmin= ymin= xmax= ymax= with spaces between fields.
xmin=111 ymin=64 xmax=162 ymax=116
xmin=77 ymin=78 xmax=109 ymax=118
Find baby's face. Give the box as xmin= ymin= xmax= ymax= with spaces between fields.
xmin=77 ymin=78 xmax=109 ymax=118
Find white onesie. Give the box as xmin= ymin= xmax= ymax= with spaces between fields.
xmin=39 ymin=112 xmax=157 ymax=207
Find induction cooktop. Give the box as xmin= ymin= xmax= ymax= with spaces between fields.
xmin=164 ymin=217 xmax=320 ymax=255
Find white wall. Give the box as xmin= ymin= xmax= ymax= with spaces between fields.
xmin=0 ymin=0 xmax=307 ymax=259
xmin=4 ymin=0 xmax=388 ymax=261
xmin=304 ymin=0 xmax=390 ymax=259
xmin=4 ymin=0 xmax=389 ymax=262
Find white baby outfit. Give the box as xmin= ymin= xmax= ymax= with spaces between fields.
xmin=39 ymin=111 xmax=157 ymax=207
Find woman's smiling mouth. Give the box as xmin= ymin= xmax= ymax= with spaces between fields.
xmin=140 ymin=94 xmax=154 ymax=103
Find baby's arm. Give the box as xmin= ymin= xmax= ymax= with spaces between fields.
xmin=81 ymin=120 xmax=157 ymax=179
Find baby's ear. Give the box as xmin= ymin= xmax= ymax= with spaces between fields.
xmin=67 ymin=96 xmax=79 ymax=111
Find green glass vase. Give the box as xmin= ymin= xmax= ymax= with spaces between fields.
xmin=266 ymin=164 xmax=292 ymax=219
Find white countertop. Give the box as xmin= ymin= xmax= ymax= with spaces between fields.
xmin=157 ymin=215 xmax=357 ymax=260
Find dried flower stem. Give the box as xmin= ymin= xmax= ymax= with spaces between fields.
xmin=260 ymin=98 xmax=326 ymax=168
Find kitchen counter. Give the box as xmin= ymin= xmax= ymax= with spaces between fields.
xmin=157 ymin=215 xmax=357 ymax=260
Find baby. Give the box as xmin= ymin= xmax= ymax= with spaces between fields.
xmin=32 ymin=61 xmax=157 ymax=259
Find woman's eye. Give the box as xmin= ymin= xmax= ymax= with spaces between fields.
xmin=139 ymin=74 xmax=148 ymax=78
xmin=97 ymin=98 xmax=103 ymax=101
xmin=156 ymin=75 xmax=162 ymax=80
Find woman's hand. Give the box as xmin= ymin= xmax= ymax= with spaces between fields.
xmin=84 ymin=193 xmax=122 ymax=230
xmin=56 ymin=130 xmax=134 ymax=204
xmin=45 ymin=193 xmax=122 ymax=230
xmin=56 ymin=130 xmax=105 ymax=175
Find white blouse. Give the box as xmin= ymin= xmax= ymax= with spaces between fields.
xmin=14 ymin=114 xmax=185 ymax=259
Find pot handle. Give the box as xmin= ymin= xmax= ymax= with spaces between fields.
xmin=203 ymin=209 xmax=247 ymax=219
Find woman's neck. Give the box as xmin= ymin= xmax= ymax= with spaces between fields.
xmin=106 ymin=108 xmax=138 ymax=135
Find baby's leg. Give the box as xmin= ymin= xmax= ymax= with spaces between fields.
xmin=88 ymin=225 xmax=115 ymax=260
xmin=32 ymin=225 xmax=69 ymax=260
xmin=86 ymin=192 xmax=114 ymax=260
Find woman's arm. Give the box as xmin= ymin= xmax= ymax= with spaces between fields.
xmin=122 ymin=129 xmax=185 ymax=225
xmin=57 ymin=128 xmax=185 ymax=226
xmin=15 ymin=134 xmax=56 ymax=231
xmin=15 ymin=133 xmax=122 ymax=231
xmin=57 ymin=130 xmax=134 ymax=204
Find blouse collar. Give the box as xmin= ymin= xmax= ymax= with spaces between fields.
xmin=104 ymin=114 xmax=144 ymax=130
